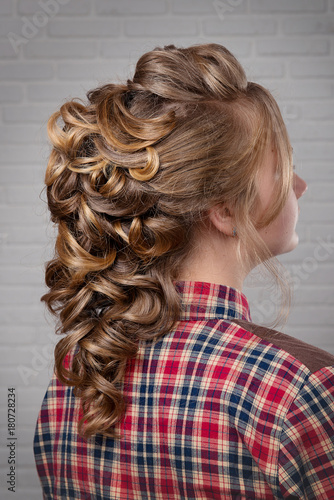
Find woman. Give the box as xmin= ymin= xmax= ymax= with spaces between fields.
xmin=34 ymin=44 xmax=334 ymax=499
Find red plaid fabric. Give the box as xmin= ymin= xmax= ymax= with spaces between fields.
xmin=34 ymin=281 xmax=334 ymax=499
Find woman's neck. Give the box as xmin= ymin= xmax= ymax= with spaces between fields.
xmin=177 ymin=229 xmax=247 ymax=292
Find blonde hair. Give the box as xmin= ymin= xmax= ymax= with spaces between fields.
xmin=42 ymin=44 xmax=293 ymax=438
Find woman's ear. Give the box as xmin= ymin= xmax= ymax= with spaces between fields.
xmin=208 ymin=205 xmax=235 ymax=237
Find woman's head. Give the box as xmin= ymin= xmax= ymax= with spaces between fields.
xmin=43 ymin=43 xmax=299 ymax=437
xmin=47 ymin=44 xmax=294 ymax=275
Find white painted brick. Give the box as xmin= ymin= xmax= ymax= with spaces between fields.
xmin=0 ymin=232 xmax=8 ymax=248
xmin=249 ymin=280 xmax=319 ymax=309
xmin=293 ymin=287 xmax=334 ymax=309
xmin=100 ymin=40 xmax=150 ymax=59
xmin=287 ymin=305 xmax=334 ymax=327
xmin=125 ymin=17 xmax=199 ymax=37
xmin=309 ymin=224 xmax=334 ymax=241
xmin=295 ymin=286 xmax=334 ymax=305
xmin=2 ymin=306 xmax=47 ymax=326
xmin=0 ymin=347 xmax=34 ymax=368
xmin=0 ymin=345 xmax=53 ymax=369
xmin=203 ymin=16 xmax=277 ymax=36
xmin=100 ymin=38 xmax=254 ymax=60
xmin=295 ymin=203 xmax=334 ymax=223
xmin=281 ymin=326 xmax=334 ymax=344
xmin=264 ymin=81 xmax=334 ymax=100
xmin=209 ymin=39 xmax=252 ymax=58
xmin=299 ymin=162 xmax=334 ymax=181
xmin=305 ymin=181 xmax=334 ymax=203
xmin=290 ymin=59 xmax=334 ymax=78
xmin=250 ymin=0 xmax=326 ymax=13
xmin=0 ymin=225 xmax=50 ymax=245
xmin=0 ymin=368 xmax=25 ymax=389
xmin=280 ymin=239 xmax=334 ymax=263
xmin=18 ymin=0 xmax=91 ymax=16
xmin=48 ymin=18 xmax=120 ymax=37
xmin=0 ymin=40 xmax=20 ymax=59
xmin=0 ymin=185 xmax=44 ymax=206
xmin=96 ymin=0 xmax=167 ymax=15
xmin=24 ymin=39 xmax=97 ymax=58
xmin=0 ymin=243 xmax=43 ymax=266
xmin=283 ymin=16 xmax=334 ymax=35
xmin=0 ymin=187 xmax=5 ymax=204
xmin=244 ymin=60 xmax=285 ymax=79
xmin=1 ymin=167 xmax=44 ymax=185
xmin=0 ymin=125 xmax=46 ymax=145
xmin=0 ymin=0 xmax=12 ymax=15
xmin=287 ymin=265 xmax=334 ymax=287
xmin=257 ymin=38 xmax=329 ymax=56
xmin=287 ymin=121 xmax=334 ymax=142
xmin=0 ymin=17 xmax=42 ymax=38
xmin=302 ymin=101 xmax=334 ymax=120
xmin=0 ymin=265 xmax=44 ymax=286
xmin=0 ymin=202 xmax=44 ymax=227
xmin=0 ymin=326 xmax=52 ymax=345
xmin=27 ymin=82 xmax=92 ymax=102
xmin=173 ymin=0 xmax=246 ymax=15
xmin=0 ymin=145 xmax=45 ymax=165
xmin=0 ymin=286 xmax=42 ymax=305
xmin=0 ymin=62 xmax=53 ymax=81
xmin=0 ymin=85 xmax=23 ymax=103
xmin=57 ymin=60 xmax=126 ymax=82
xmin=57 ymin=0 xmax=92 ymax=15
xmin=3 ymin=104 xmax=55 ymax=123
xmin=17 ymin=359 xmax=55 ymax=388
xmin=0 ymin=225 xmax=44 ymax=255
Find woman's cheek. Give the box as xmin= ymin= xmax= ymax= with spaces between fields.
xmin=258 ymin=193 xmax=299 ymax=256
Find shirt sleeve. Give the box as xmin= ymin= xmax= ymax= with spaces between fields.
xmin=278 ymin=366 xmax=334 ymax=499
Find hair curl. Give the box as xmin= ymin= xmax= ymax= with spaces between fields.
xmin=42 ymin=44 xmax=293 ymax=438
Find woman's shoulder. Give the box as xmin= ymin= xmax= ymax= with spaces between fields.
xmin=231 ymin=318 xmax=334 ymax=374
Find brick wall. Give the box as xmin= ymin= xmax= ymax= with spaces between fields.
xmin=0 ymin=0 xmax=333 ymax=497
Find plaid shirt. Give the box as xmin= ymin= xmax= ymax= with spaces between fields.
xmin=34 ymin=281 xmax=334 ymax=499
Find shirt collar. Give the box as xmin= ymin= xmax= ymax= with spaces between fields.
xmin=174 ymin=281 xmax=251 ymax=322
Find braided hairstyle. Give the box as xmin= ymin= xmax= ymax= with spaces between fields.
xmin=43 ymin=44 xmax=293 ymax=438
